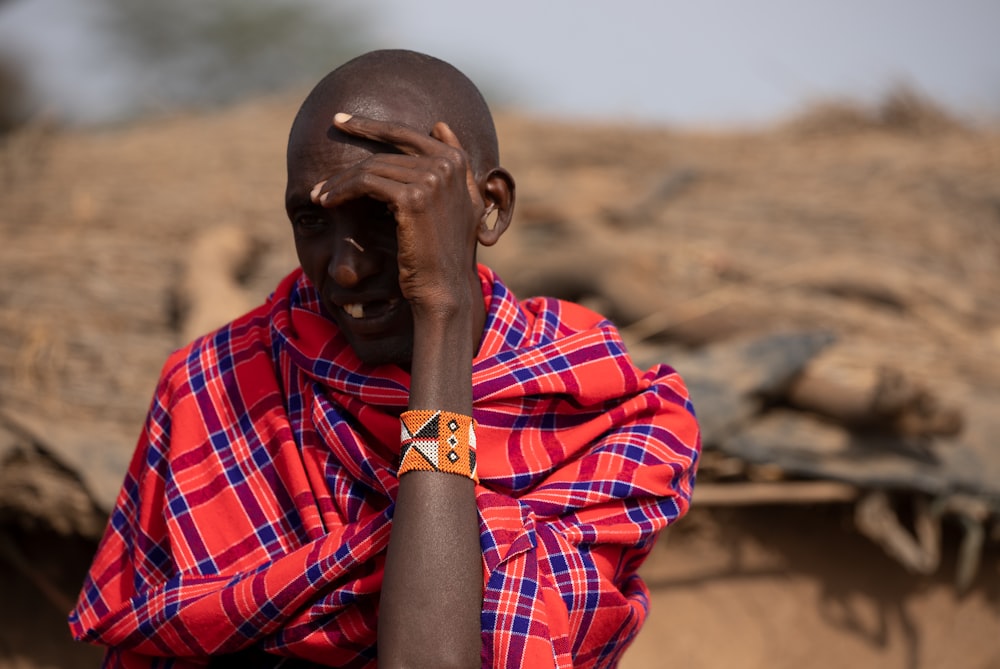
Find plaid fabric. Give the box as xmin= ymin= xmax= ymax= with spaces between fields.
xmin=70 ymin=266 xmax=700 ymax=668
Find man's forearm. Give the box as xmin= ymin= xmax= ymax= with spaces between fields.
xmin=378 ymin=304 xmax=482 ymax=668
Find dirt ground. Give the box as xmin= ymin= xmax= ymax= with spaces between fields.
xmin=625 ymin=506 xmax=1000 ymax=669
xmin=1 ymin=90 xmax=999 ymax=667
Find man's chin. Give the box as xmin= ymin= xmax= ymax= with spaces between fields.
xmin=330 ymin=301 xmax=415 ymax=368
xmin=346 ymin=334 xmax=413 ymax=368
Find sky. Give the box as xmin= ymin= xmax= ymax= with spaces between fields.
xmin=1 ymin=0 xmax=998 ymax=126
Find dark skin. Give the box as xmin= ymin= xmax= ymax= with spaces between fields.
xmin=285 ymin=69 xmax=515 ymax=668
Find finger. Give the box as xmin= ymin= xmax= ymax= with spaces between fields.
xmin=333 ymin=112 xmax=453 ymax=159
xmin=313 ymin=168 xmax=434 ymax=214
xmin=310 ymin=154 xmax=432 ymax=204
xmin=429 ymin=121 xmax=463 ymax=151
xmin=313 ymin=172 xmax=398 ymax=210
xmin=431 ymin=121 xmax=482 ymax=208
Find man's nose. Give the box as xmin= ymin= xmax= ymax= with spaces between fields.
xmin=328 ymin=233 xmax=379 ymax=288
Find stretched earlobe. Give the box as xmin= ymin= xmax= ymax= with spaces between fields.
xmin=482 ymin=204 xmax=499 ymax=231
xmin=477 ymin=167 xmax=515 ymax=247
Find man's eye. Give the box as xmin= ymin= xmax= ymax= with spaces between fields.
xmin=294 ymin=216 xmax=327 ymax=236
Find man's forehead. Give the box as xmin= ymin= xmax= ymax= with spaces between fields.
xmin=305 ymin=83 xmax=437 ymax=132
xmin=345 ymin=88 xmax=435 ymax=127
xmin=297 ymin=89 xmax=433 ymax=161
xmin=289 ymin=90 xmax=432 ymax=165
xmin=287 ymin=133 xmax=374 ymax=174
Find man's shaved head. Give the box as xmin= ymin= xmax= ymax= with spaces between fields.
xmin=284 ymin=49 xmax=516 ymax=366
xmin=289 ymin=49 xmax=499 ymax=176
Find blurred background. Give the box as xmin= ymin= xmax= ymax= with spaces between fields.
xmin=0 ymin=1 xmax=998 ymax=668
xmin=1 ymin=0 xmax=999 ymax=127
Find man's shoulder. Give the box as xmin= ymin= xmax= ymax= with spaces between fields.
xmin=515 ymin=293 xmax=625 ymax=350
xmin=483 ymin=267 xmax=619 ymax=345
xmin=508 ymin=287 xmax=695 ymax=403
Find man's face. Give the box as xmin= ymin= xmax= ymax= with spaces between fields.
xmin=285 ymin=102 xmax=425 ymax=367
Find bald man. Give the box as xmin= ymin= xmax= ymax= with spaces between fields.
xmin=70 ymin=50 xmax=700 ymax=669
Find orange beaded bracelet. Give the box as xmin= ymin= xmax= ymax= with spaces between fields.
xmin=398 ymin=410 xmax=478 ymax=483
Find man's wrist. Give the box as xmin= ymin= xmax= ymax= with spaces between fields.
xmin=408 ymin=283 xmax=477 ymax=321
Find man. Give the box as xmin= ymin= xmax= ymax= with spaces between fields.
xmin=70 ymin=49 xmax=700 ymax=668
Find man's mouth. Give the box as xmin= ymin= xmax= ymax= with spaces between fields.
xmin=341 ymin=297 xmax=400 ymax=320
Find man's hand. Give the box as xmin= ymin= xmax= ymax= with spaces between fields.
xmin=310 ymin=113 xmax=485 ymax=320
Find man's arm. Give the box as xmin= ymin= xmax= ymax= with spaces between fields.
xmin=312 ymin=114 xmax=487 ymax=668
xmin=379 ymin=301 xmax=482 ymax=669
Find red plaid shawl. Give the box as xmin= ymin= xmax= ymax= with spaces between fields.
xmin=70 ymin=266 xmax=700 ymax=668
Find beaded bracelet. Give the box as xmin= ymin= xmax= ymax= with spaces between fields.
xmin=399 ymin=410 xmax=478 ymax=483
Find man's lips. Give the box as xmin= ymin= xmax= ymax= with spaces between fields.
xmin=325 ymin=292 xmax=408 ymax=336
xmin=340 ymin=297 xmax=401 ymax=320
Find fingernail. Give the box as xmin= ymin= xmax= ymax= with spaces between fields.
xmin=334 ymin=112 xmax=353 ymax=124
xmin=310 ymin=183 xmax=322 ymax=200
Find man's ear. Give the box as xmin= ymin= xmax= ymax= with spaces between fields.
xmin=477 ymin=167 xmax=515 ymax=246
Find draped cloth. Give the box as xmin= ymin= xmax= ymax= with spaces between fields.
xmin=70 ymin=266 xmax=700 ymax=669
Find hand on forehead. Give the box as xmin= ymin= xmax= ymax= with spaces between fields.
xmin=309 ymin=113 xmax=482 ymax=214
xmin=288 ymin=50 xmax=499 ymax=176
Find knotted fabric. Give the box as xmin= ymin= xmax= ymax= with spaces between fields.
xmin=70 ymin=266 xmax=700 ymax=668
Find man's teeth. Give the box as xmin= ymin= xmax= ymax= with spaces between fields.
xmin=342 ymin=298 xmax=398 ymax=319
